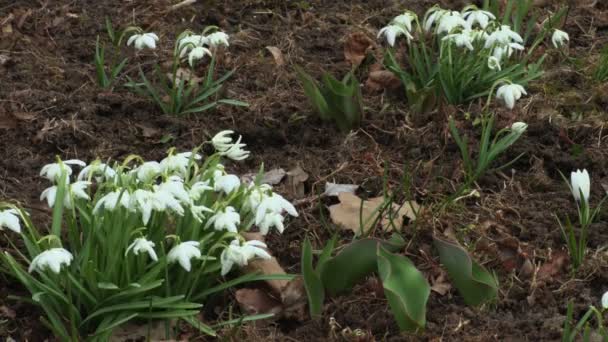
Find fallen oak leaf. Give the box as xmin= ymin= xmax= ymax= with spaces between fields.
xmin=235 ymin=288 xmax=283 ymax=316
xmin=343 ymin=32 xmax=373 ymax=67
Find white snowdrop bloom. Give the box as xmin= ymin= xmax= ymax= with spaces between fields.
xmin=136 ymin=161 xmax=162 ymax=183
xmin=167 ymin=241 xmax=201 ymax=272
xmin=40 ymin=159 xmax=86 ymax=182
xmin=156 ymin=176 xmax=190 ymax=203
xmin=206 ymin=206 xmax=240 ymax=233
xmin=602 ymin=291 xmax=608 ymax=310
xmin=436 ymin=11 xmax=468 ymax=35
xmin=28 ymin=248 xmax=73 ymax=274
xmin=510 ymin=122 xmax=528 ymax=134
xmin=178 ymin=34 xmax=207 ymax=57
xmin=551 ymin=29 xmax=569 ymax=49
xmin=188 ymin=46 xmax=213 ymax=67
xmin=212 ymin=130 xmax=235 ymax=152
xmin=484 ymin=25 xmax=523 ymax=48
xmin=191 ymin=204 xmax=213 ymax=222
xmin=0 ymin=209 xmax=21 ymax=233
xmin=93 ymin=189 xmax=132 ymax=214
xmin=393 ymin=12 xmax=417 ymax=32
xmin=40 ymin=181 xmax=91 ymax=209
xmin=442 ymin=30 xmax=475 ymax=51
xmin=205 ymin=31 xmax=230 ymax=48
xmin=219 ymin=135 xmax=250 ymax=161
xmin=571 ymin=169 xmax=590 ymax=204
xmin=125 ymin=237 xmax=158 ymax=261
xmin=377 ymin=24 xmax=412 ymax=47
xmin=189 ymin=181 xmax=213 ymax=201
xmin=160 ymin=152 xmax=202 ymax=176
xmin=488 ymin=56 xmax=501 ymax=70
xmin=127 ymin=32 xmax=159 ymax=50
xmin=496 ymin=83 xmax=527 ymax=109
xmin=424 ymin=7 xmax=449 ymax=32
xmin=153 ymin=189 xmax=185 ymax=216
xmin=77 ymin=162 xmax=116 ymax=182
xmin=220 ymin=239 xmax=271 ymax=276
xmin=462 ymin=9 xmax=495 ymax=29
xmin=132 ymin=189 xmax=159 ymax=224
xmin=244 ymin=183 xmax=273 ymax=212
xmin=258 ymin=211 xmax=285 ymax=235
xmin=492 ymin=42 xmax=524 ymax=62
xmin=255 ymin=193 xmax=298 ymax=226
xmin=214 ymin=171 xmax=241 ymax=194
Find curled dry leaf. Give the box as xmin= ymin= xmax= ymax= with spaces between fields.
xmin=430 ymin=268 xmax=452 ymax=296
xmin=329 ymin=192 xmax=420 ymax=235
xmin=235 ymin=288 xmax=283 ymax=316
xmin=343 ymin=31 xmax=374 ymax=67
xmin=365 ymin=70 xmax=401 ymax=92
xmin=265 ymin=46 xmax=285 ymax=66
xmin=323 ymin=182 xmax=359 ymax=197
xmin=537 ymin=250 xmax=569 ymax=283
xmin=241 ymin=168 xmax=286 ymax=185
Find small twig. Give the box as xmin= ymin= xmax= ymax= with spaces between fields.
xmin=169 ymin=0 xmax=196 ymax=11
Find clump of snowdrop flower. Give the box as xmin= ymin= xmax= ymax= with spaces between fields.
xmin=496 ymin=83 xmax=527 ymax=110
xmin=378 ymin=4 xmax=555 ymax=108
xmin=127 ymin=32 xmax=159 ymax=50
xmin=28 ymin=248 xmax=73 ymax=274
xmin=0 ymin=131 xmax=297 ymax=336
xmin=551 ymin=29 xmax=569 ymax=49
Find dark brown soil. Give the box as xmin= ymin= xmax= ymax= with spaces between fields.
xmin=1 ymin=0 xmax=608 ymax=341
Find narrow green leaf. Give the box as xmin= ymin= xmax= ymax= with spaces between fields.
xmin=302 ymin=238 xmax=324 ymax=317
xmin=377 ymin=246 xmax=429 ymax=332
xmin=434 ymin=237 xmax=498 ymax=306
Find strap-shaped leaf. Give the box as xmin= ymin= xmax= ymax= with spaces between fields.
xmin=377 ymin=246 xmax=429 ymax=332
xmin=434 ymin=237 xmax=498 ymax=306
xmin=320 ymin=234 xmax=405 ymax=295
xmin=295 ymin=66 xmax=331 ymax=120
xmin=302 ymin=237 xmax=324 ymax=317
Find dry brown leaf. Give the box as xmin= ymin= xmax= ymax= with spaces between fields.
xmin=136 ymin=124 xmax=160 ymax=138
xmin=244 ymin=257 xmax=289 ymax=295
xmin=344 ymin=32 xmax=373 ymax=67
xmin=537 ymin=250 xmax=569 ymax=282
xmin=265 ymin=46 xmax=285 ymax=66
xmin=329 ymin=192 xmax=419 ymax=235
xmin=365 ymin=70 xmax=401 ymax=92
xmin=430 ymin=269 xmax=451 ymax=296
xmin=235 ymin=288 xmax=283 ymax=316
xmin=286 ymin=166 xmax=308 ymax=198
xmin=281 ymin=277 xmax=307 ymax=321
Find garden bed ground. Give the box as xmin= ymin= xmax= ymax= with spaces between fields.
xmin=1 ymin=0 xmax=608 ymax=340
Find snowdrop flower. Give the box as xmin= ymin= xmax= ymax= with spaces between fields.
xmin=552 ymin=29 xmax=569 ymax=49
xmin=377 ymin=24 xmax=412 ymax=47
xmin=258 ymin=211 xmax=285 ymax=234
xmin=178 ymin=34 xmax=207 ymax=57
xmin=127 ymin=32 xmax=159 ymax=50
xmin=191 ymin=204 xmax=213 ymax=222
xmin=496 ymin=83 xmax=527 ymax=109
xmin=601 ymin=291 xmax=608 ymax=310
xmin=132 ymin=189 xmax=158 ymax=224
xmin=160 ymin=152 xmax=202 ymax=176
xmin=206 ymin=206 xmax=240 ymax=232
xmin=0 ymin=209 xmax=21 ymax=233
xmin=206 ymin=31 xmax=230 ymax=48
xmin=93 ymin=189 xmax=132 ymax=214
xmin=255 ymin=193 xmax=298 ymax=226
xmin=220 ymin=135 xmax=250 ymax=161
xmin=510 ymin=122 xmax=528 ymax=134
xmin=167 ymin=241 xmax=201 ymax=272
xmin=244 ymin=183 xmax=272 ymax=211
xmin=136 ymin=161 xmax=162 ymax=183
xmin=153 ymin=189 xmax=185 ymax=216
xmin=442 ymin=30 xmax=475 ymax=51
xmin=436 ymin=11 xmax=468 ymax=35
xmin=213 ymin=171 xmax=241 ymax=194
xmin=220 ymin=239 xmax=271 ymax=276
xmin=188 ymin=46 xmax=212 ymax=67
xmin=462 ymin=9 xmax=495 ymax=29
xmin=571 ymin=169 xmax=590 ymax=203
xmin=424 ymin=7 xmax=448 ymax=32
xmin=125 ymin=237 xmax=158 ymax=261
xmin=77 ymin=162 xmax=116 ymax=182
xmin=156 ymin=176 xmax=190 ymax=203
xmin=488 ymin=56 xmax=501 ymax=70
xmin=485 ymin=25 xmax=523 ymax=48
xmin=392 ymin=12 xmax=417 ymax=32
xmin=212 ymin=130 xmax=235 ymax=152
xmin=189 ymin=181 xmax=213 ymax=201
xmin=41 ymin=181 xmax=91 ymax=209
xmin=28 ymin=248 xmax=73 ymax=274
xmin=40 ymin=159 xmax=86 ymax=182
xmin=492 ymin=42 xmax=524 ymax=62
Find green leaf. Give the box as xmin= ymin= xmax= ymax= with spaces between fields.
xmin=98 ymin=282 xmax=119 ymax=290
xmin=377 ymin=246 xmax=429 ymax=332
xmin=434 ymin=237 xmax=498 ymax=306
xmin=320 ymin=234 xmax=405 ymax=295
xmin=182 ymin=316 xmax=216 ymax=336
xmin=295 ymin=65 xmax=331 ymax=120
xmin=218 ymin=99 xmax=249 ymax=107
xmin=302 ymin=237 xmax=324 ymax=317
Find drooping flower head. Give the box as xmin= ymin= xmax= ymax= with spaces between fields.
xmin=167 ymin=241 xmax=201 ymax=272
xmin=127 ymin=32 xmax=159 ymax=50
xmin=29 ymin=248 xmax=73 ymax=274
xmin=571 ymin=169 xmax=590 ymax=203
xmin=220 ymin=239 xmax=271 ymax=276
xmin=0 ymin=209 xmax=21 ymax=233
